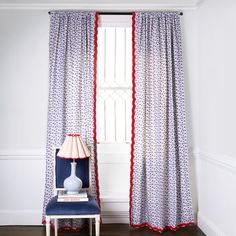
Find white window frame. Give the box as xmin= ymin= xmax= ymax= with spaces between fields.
xmin=97 ymin=15 xmax=132 ymax=200
xmin=97 ymin=15 xmax=132 ymax=144
xmin=98 ymin=15 xmax=132 ymax=28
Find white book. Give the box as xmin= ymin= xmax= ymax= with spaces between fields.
xmin=58 ymin=190 xmax=88 ymax=198
xmin=57 ymin=197 xmax=89 ymax=202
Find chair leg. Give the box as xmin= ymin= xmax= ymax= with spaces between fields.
xmin=95 ymin=217 xmax=100 ymax=236
xmin=46 ymin=216 xmax=50 ymax=236
xmin=54 ymin=218 xmax=58 ymax=236
xmin=89 ymin=218 xmax=92 ymax=236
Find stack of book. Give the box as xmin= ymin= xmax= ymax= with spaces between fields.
xmin=57 ymin=190 xmax=88 ymax=202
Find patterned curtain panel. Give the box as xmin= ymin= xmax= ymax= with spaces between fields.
xmin=42 ymin=11 xmax=100 ymax=230
xmin=130 ymin=12 xmax=194 ymax=232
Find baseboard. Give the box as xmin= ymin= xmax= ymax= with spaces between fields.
xmin=0 ymin=209 xmax=129 ymax=225
xmin=100 ymin=197 xmax=129 ymax=223
xmin=198 ymin=212 xmax=225 ymax=236
xmin=102 ymin=211 xmax=129 ymax=223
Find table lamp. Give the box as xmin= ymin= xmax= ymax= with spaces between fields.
xmin=57 ymin=134 xmax=90 ymax=195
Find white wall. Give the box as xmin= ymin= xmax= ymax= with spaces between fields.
xmin=0 ymin=10 xmax=49 ymax=225
xmin=182 ymin=9 xmax=199 ymax=219
xmin=197 ymin=0 xmax=236 ymax=235
xmin=0 ymin=10 xmax=49 ymax=150
xmin=0 ymin=9 xmax=199 ymax=225
xmin=1 ymin=2 xmax=235 ymax=234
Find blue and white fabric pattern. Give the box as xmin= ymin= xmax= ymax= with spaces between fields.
xmin=42 ymin=11 xmax=99 ymax=230
xmin=130 ymin=12 xmax=194 ymax=232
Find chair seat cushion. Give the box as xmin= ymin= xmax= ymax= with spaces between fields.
xmin=46 ymin=195 xmax=100 ymax=216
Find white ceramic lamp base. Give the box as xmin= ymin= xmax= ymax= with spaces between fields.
xmin=64 ymin=162 xmax=82 ymax=195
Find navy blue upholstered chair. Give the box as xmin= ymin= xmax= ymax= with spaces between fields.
xmin=45 ymin=149 xmax=100 ymax=236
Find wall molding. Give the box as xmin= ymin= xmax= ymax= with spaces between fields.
xmin=0 ymin=150 xmax=130 ymax=163
xmin=0 ymin=149 xmax=45 ymax=160
xmin=0 ymin=147 xmax=199 ymax=226
xmin=198 ymin=212 xmax=225 ymax=236
xmin=0 ymin=1 xmax=202 ymax=10
xmin=193 ymin=149 xmax=236 ymax=174
xmin=0 ymin=147 xmax=197 ymax=161
xmin=2 ymin=147 xmax=235 ymax=173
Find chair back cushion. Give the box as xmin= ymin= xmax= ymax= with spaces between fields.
xmin=55 ymin=148 xmax=90 ymax=189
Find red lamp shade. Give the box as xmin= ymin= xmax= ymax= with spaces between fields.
xmin=57 ymin=134 xmax=90 ymax=159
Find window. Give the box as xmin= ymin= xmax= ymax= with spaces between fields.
xmin=97 ymin=16 xmax=132 ymax=201
xmin=97 ymin=19 xmax=132 ymax=143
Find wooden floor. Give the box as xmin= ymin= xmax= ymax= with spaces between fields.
xmin=0 ymin=224 xmax=205 ymax=236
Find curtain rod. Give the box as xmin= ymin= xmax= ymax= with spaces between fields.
xmin=48 ymin=11 xmax=183 ymax=16
xmin=99 ymin=12 xmax=183 ymax=15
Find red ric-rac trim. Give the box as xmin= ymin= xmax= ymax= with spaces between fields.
xmin=130 ymin=222 xmax=196 ymax=233
xmin=93 ymin=12 xmax=101 ymax=210
xmin=42 ymin=220 xmax=86 ymax=232
xmin=58 ymin=225 xmax=85 ymax=232
xmin=129 ymin=12 xmax=195 ymax=233
xmin=129 ymin=12 xmax=136 ymax=226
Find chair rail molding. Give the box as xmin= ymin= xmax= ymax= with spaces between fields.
xmin=0 ymin=149 xmax=45 ymax=160
xmin=193 ymin=149 xmax=236 ymax=174
xmin=0 ymin=0 xmax=203 ymax=10
xmin=0 ymin=147 xmax=200 ymax=160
